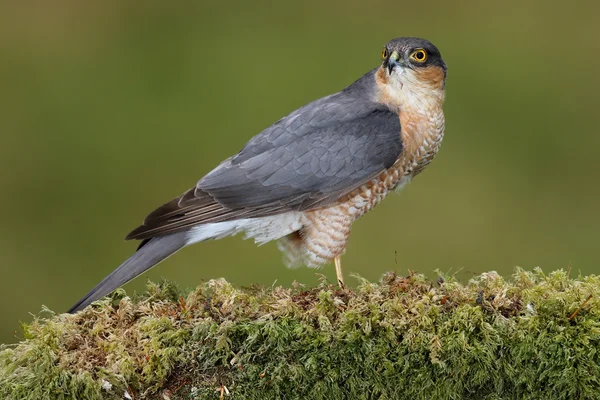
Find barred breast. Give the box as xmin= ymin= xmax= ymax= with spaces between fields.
xmin=279 ymin=105 xmax=445 ymax=268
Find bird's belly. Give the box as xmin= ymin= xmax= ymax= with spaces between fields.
xmin=297 ymin=164 xmax=408 ymax=267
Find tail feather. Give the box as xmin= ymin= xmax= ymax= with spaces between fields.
xmin=67 ymin=232 xmax=188 ymax=313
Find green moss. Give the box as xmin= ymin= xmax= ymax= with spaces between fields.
xmin=1 ymin=269 xmax=599 ymax=399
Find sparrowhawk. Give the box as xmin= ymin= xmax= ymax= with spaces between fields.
xmin=68 ymin=37 xmax=447 ymax=313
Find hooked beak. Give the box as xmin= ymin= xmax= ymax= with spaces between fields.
xmin=386 ymin=51 xmax=401 ymax=74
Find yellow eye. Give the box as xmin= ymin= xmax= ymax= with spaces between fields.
xmin=410 ymin=49 xmax=427 ymax=63
xmin=382 ymin=48 xmax=388 ymax=59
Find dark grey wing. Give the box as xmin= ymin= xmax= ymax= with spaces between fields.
xmin=127 ymin=81 xmax=402 ymax=241
xmin=200 ymin=104 xmax=401 ymax=209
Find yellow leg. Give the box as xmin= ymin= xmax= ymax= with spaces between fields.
xmin=334 ymin=256 xmax=345 ymax=288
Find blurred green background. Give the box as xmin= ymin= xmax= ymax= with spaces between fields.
xmin=1 ymin=0 xmax=598 ymax=344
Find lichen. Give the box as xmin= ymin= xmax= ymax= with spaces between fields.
xmin=1 ymin=269 xmax=599 ymax=399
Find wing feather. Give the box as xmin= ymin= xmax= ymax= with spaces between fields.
xmin=127 ymin=70 xmax=403 ymax=241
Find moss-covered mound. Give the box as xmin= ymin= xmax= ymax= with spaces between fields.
xmin=1 ymin=269 xmax=599 ymax=399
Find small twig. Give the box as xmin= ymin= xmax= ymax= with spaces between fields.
xmin=125 ymin=386 xmax=135 ymax=400
xmin=178 ymin=296 xmax=187 ymax=312
xmin=566 ymin=261 xmax=573 ymax=279
xmin=172 ymin=378 xmax=189 ymax=393
xmin=569 ymin=294 xmax=593 ymax=320
xmin=314 ymin=273 xmax=333 ymax=286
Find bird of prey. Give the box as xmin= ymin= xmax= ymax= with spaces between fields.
xmin=68 ymin=37 xmax=447 ymax=313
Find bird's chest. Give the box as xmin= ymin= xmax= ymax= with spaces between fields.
xmin=351 ymin=109 xmax=445 ymax=217
xmin=301 ymin=106 xmax=445 ymax=255
xmin=397 ymin=106 xmax=445 ymax=178
xmin=320 ymin=107 xmax=445 ymax=224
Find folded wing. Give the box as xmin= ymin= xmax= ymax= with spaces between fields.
xmin=127 ymin=86 xmax=402 ymax=241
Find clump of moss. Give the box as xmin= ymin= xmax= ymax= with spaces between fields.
xmin=1 ymin=268 xmax=599 ymax=399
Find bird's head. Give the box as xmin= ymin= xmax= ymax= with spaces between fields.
xmin=376 ymin=37 xmax=447 ymax=111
